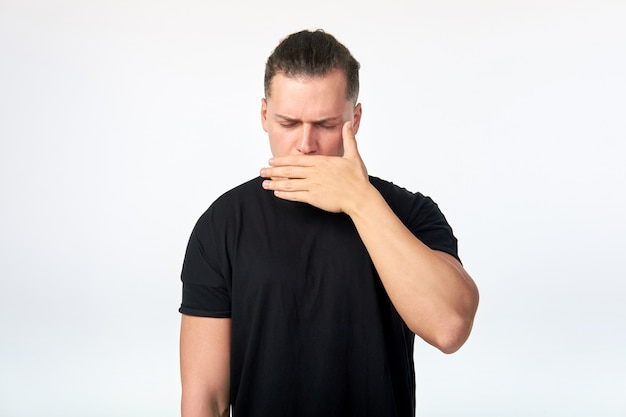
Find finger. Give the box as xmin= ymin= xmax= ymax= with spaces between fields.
xmin=342 ymin=121 xmax=359 ymax=158
xmin=262 ymin=178 xmax=308 ymax=192
xmin=260 ymin=165 xmax=311 ymax=179
xmin=272 ymin=190 xmax=309 ymax=203
xmin=269 ymin=155 xmax=319 ymax=167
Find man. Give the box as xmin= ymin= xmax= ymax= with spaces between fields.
xmin=179 ymin=29 xmax=479 ymax=417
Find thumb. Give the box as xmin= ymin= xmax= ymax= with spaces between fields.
xmin=342 ymin=121 xmax=359 ymax=158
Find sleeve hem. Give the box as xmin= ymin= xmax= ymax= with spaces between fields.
xmin=179 ymin=307 xmax=231 ymax=318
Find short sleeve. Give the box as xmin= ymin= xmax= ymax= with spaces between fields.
xmin=407 ymin=194 xmax=460 ymax=263
xmin=371 ymin=176 xmax=460 ymax=263
xmin=179 ymin=207 xmax=232 ymax=318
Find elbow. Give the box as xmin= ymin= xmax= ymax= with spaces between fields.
xmin=434 ymin=315 xmax=474 ymax=354
xmin=424 ymin=299 xmax=479 ymax=354
xmin=407 ymin=312 xmax=475 ymax=354
xmin=437 ymin=284 xmax=480 ymax=354
xmin=405 ymin=278 xmax=479 ymax=354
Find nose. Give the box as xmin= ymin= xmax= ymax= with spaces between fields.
xmin=296 ymin=124 xmax=318 ymax=154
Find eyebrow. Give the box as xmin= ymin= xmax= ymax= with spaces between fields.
xmin=274 ymin=114 xmax=343 ymax=124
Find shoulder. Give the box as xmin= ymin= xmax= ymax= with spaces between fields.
xmin=212 ymin=176 xmax=264 ymax=206
xmin=202 ymin=176 xmax=265 ymax=214
xmin=192 ymin=177 xmax=265 ymax=232
xmin=369 ymin=175 xmax=437 ymax=216
xmin=369 ymin=175 xmax=459 ymax=260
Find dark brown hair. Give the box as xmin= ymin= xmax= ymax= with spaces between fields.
xmin=264 ymin=29 xmax=360 ymax=103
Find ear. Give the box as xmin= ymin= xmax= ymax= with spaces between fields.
xmin=352 ymin=103 xmax=362 ymax=135
xmin=261 ymin=98 xmax=269 ymax=132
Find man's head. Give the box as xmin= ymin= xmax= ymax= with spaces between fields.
xmin=264 ymin=29 xmax=360 ymax=104
xmin=261 ymin=30 xmax=362 ymax=157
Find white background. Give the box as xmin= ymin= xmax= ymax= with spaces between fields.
xmin=1 ymin=1 xmax=625 ymax=416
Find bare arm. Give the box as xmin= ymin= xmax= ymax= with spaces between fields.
xmin=180 ymin=315 xmax=231 ymax=417
xmin=260 ymin=122 xmax=479 ymax=353
xmin=346 ymin=186 xmax=479 ymax=353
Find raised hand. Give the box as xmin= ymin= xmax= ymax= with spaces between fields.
xmin=260 ymin=121 xmax=372 ymax=214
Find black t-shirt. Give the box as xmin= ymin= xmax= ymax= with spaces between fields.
xmin=180 ymin=176 xmax=458 ymax=417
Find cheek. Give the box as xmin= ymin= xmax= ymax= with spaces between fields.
xmin=268 ymin=130 xmax=295 ymax=156
xmin=320 ymin=131 xmax=344 ymax=155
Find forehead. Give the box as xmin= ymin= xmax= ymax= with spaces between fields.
xmin=268 ymin=70 xmax=348 ymax=100
xmin=266 ymin=70 xmax=351 ymax=115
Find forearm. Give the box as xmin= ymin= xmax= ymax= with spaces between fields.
xmin=346 ymin=185 xmax=479 ymax=353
